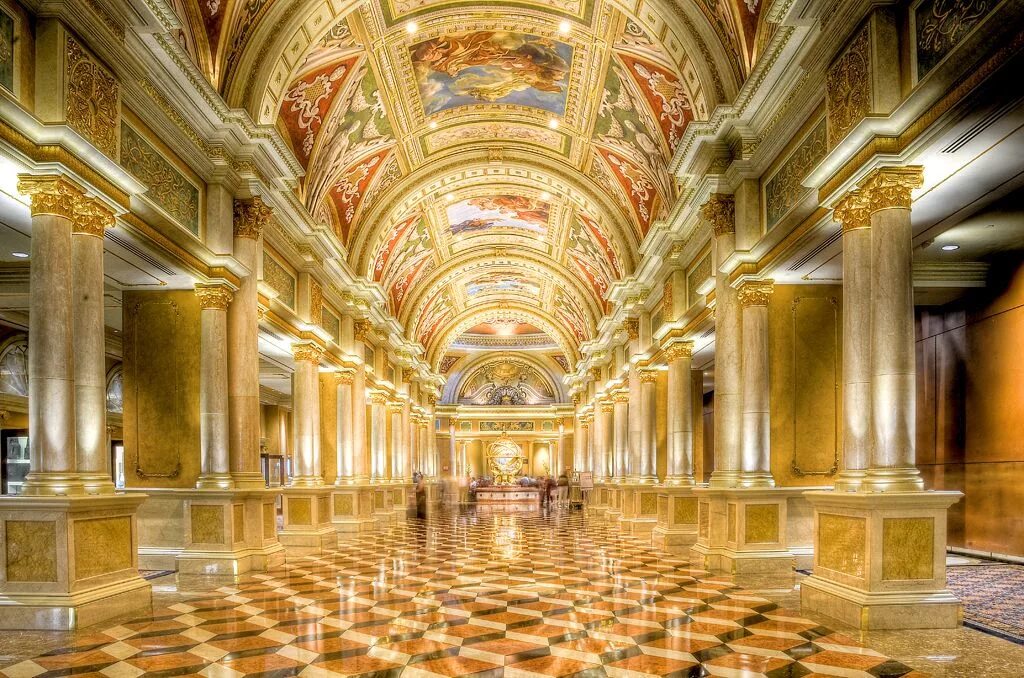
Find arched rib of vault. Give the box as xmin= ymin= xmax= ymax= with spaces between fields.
xmin=441 ymin=352 xmax=568 ymax=404
xmin=428 ymin=303 xmax=579 ymax=372
xmin=227 ymin=0 xmax=737 ymax=128
xmin=400 ymin=246 xmax=603 ymax=336
xmin=349 ymin=148 xmax=641 ymax=273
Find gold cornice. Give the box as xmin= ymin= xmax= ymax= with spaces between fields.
xmin=737 ymin=280 xmax=775 ymax=307
xmin=195 ymin=283 xmax=233 ymax=310
xmin=859 ymin=166 xmax=924 ymax=212
xmin=0 ymin=120 xmax=130 ymax=209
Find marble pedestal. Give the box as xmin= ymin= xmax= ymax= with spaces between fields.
xmin=800 ymin=490 xmax=962 ymax=630
xmin=617 ymin=483 xmax=659 ymax=534
xmin=691 ymin=487 xmax=794 ymax=574
xmin=372 ymin=484 xmax=395 ymax=526
xmin=652 ymin=486 xmax=699 ymax=553
xmin=604 ymin=484 xmax=623 ymax=521
xmin=177 ymin=489 xmax=284 ymax=575
xmin=278 ymin=488 xmax=336 ymax=556
xmin=330 ymin=485 xmax=377 ymax=534
xmin=0 ymin=494 xmax=151 ymax=630
xmin=586 ymin=483 xmax=609 ymax=519
xmin=390 ymin=484 xmax=412 ymax=521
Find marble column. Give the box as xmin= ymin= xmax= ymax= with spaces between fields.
xmin=390 ymin=402 xmax=405 ymax=482
xmin=19 ymin=176 xmax=81 ymax=495
xmin=195 ymin=284 xmax=234 ymax=489
xmin=833 ymin=191 xmax=872 ymax=490
xmin=573 ymin=408 xmax=583 ymax=472
xmin=625 ymin=322 xmax=641 ymax=482
xmin=638 ymin=369 xmax=658 ymax=483
xmin=352 ymin=365 xmax=368 ymax=482
xmin=448 ymin=419 xmax=457 ymax=480
xmin=228 ymin=198 xmax=271 ymax=489
xmin=704 ymin=194 xmax=742 ymax=487
xmin=664 ymin=342 xmax=695 ymax=485
xmin=612 ymin=391 xmax=629 ymax=482
xmin=73 ymin=196 xmax=116 ymax=495
xmin=863 ymin=167 xmax=925 ymax=492
xmin=370 ymin=393 xmax=388 ymax=481
xmin=737 ymin=280 xmax=774 ymax=487
xmin=598 ymin=400 xmax=614 ymax=481
xmin=335 ymin=370 xmax=355 ymax=484
xmin=290 ymin=343 xmax=323 ymax=487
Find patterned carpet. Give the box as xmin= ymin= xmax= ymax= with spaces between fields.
xmin=1 ymin=509 xmax=926 ymax=677
xmin=947 ymin=560 xmax=1024 ymax=644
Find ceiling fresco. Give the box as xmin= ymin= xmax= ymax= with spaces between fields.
xmin=165 ymin=0 xmax=775 ymax=380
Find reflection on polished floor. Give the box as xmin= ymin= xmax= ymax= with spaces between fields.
xmin=0 ymin=507 xmax=959 ymax=678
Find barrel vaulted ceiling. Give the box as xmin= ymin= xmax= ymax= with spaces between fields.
xmin=164 ymin=0 xmax=776 ymax=371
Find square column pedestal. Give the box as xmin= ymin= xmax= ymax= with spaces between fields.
xmin=391 ymin=484 xmax=412 ymax=521
xmin=178 ymin=490 xmax=285 ymax=575
xmin=617 ymin=483 xmax=659 ymax=534
xmin=0 ymin=494 xmax=151 ymax=630
xmin=605 ymin=484 xmax=623 ymax=521
xmin=279 ymin=488 xmax=337 ymax=556
xmin=652 ymin=487 xmax=699 ymax=553
xmin=691 ymin=488 xmax=794 ymax=574
xmin=800 ymin=490 xmax=962 ymax=630
xmin=330 ymin=485 xmax=377 ymax=534
xmin=586 ymin=483 xmax=609 ymax=519
xmin=373 ymin=485 xmax=396 ymax=526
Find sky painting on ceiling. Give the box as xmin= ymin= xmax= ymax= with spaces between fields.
xmin=411 ymin=31 xmax=573 ymax=115
xmin=448 ymin=195 xmax=550 ymax=236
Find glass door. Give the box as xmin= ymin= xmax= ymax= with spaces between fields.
xmin=2 ymin=429 xmax=29 ymax=495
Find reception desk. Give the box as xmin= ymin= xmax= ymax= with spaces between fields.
xmin=476 ymin=486 xmax=542 ymax=506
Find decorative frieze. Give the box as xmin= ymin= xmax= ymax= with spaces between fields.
xmin=826 ymin=23 xmax=871 ymax=146
xmin=65 ymin=36 xmax=119 ymax=158
xmin=309 ymin=277 xmax=323 ymax=326
xmin=765 ymin=118 xmax=827 ymax=229
xmin=120 ymin=123 xmax=200 ymax=235
xmin=262 ymin=251 xmax=296 ymax=309
xmin=914 ymin=0 xmax=996 ymax=78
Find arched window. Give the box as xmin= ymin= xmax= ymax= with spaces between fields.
xmin=106 ymin=366 xmax=124 ymax=414
xmin=0 ymin=335 xmax=28 ymax=397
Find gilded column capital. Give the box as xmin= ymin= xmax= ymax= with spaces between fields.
xmin=700 ymin=193 xmax=735 ymax=236
xmin=388 ymin=401 xmax=404 ymax=415
xmin=426 ymin=394 xmax=437 ymax=406
xmin=737 ymin=280 xmax=775 ymax=307
xmin=195 ymin=283 xmax=234 ymax=310
xmin=832 ymin=190 xmax=871 ymax=231
xmin=589 ymin=366 xmax=602 ymax=382
xmin=613 ymin=390 xmax=630 ymax=404
xmin=74 ymin=195 xmax=116 ymax=236
xmin=639 ymin=368 xmax=659 ymax=384
xmin=571 ymin=392 xmax=581 ymax=405
xmin=859 ymin=166 xmax=924 ymax=213
xmin=369 ymin=391 xmax=390 ymax=405
xmin=621 ymin=318 xmax=639 ymax=341
xmin=600 ymin=401 xmax=615 ymax=414
xmin=663 ymin=341 xmax=694 ymax=362
xmin=17 ymin=174 xmax=84 ymax=220
xmin=292 ymin=342 xmax=323 ymax=364
xmin=335 ymin=370 xmax=355 ymax=386
xmin=233 ymin=196 xmax=271 ymax=239
xmin=354 ymin=318 xmax=374 ymax=341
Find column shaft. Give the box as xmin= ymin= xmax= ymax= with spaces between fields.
xmin=371 ymin=395 xmax=388 ymax=481
xmin=638 ymin=370 xmax=658 ymax=482
xmin=290 ymin=344 xmax=323 ymax=486
xmin=352 ymin=366 xmax=368 ymax=481
xmin=738 ymin=281 xmax=774 ymax=487
xmin=612 ymin=395 xmax=629 ymax=481
xmin=665 ymin=343 xmax=695 ymax=485
xmin=335 ymin=372 xmax=354 ymax=484
xmin=196 ymin=285 xmax=233 ymax=489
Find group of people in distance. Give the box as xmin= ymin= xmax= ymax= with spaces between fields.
xmin=468 ymin=471 xmax=571 ymax=508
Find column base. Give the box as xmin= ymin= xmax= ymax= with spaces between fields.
xmin=279 ymin=488 xmax=337 ymax=556
xmin=801 ymin=489 xmax=962 ymax=630
xmin=0 ymin=493 xmax=152 ymax=630
xmin=652 ymin=486 xmax=698 ymax=553
xmin=861 ymin=467 xmax=925 ymax=493
xmin=690 ymin=487 xmax=794 ymax=574
xmin=330 ymin=485 xmax=378 ymax=534
xmin=177 ymin=489 xmax=285 ymax=576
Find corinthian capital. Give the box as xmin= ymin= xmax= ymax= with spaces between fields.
xmin=737 ymin=280 xmax=775 ymax=307
xmin=700 ymin=193 xmax=735 ymax=237
xmin=17 ymin=174 xmax=84 ymax=220
xmin=832 ymin=190 xmax=871 ymax=232
xmin=74 ymin=195 xmax=116 ymax=236
xmin=663 ymin=341 xmax=694 ymax=362
xmin=292 ymin=342 xmax=323 ymax=364
xmin=195 ymin=283 xmax=234 ymax=310
xmin=859 ymin=166 xmax=924 ymax=213
xmin=233 ymin=196 xmax=271 ymax=239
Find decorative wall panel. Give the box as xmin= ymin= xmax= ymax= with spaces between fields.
xmin=74 ymin=516 xmax=132 ymax=579
xmin=262 ymin=251 xmax=296 ymax=309
xmin=120 ymin=122 xmax=201 ymax=235
xmin=913 ymin=0 xmax=996 ymax=79
xmin=764 ymin=118 xmax=826 ymax=229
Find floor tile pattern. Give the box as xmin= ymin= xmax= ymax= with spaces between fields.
xmin=947 ymin=561 xmax=1024 ymax=644
xmin=1 ymin=509 xmax=927 ymax=677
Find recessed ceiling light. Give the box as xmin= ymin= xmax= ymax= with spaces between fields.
xmin=539 ymin=191 xmax=551 ymax=200
xmin=10 ymin=251 xmax=28 ymax=258
xmin=444 ymin=193 xmax=454 ymax=202
xmin=405 ymin=21 xmax=418 ymax=34
xmin=558 ymin=20 xmax=571 ymax=34
xmin=428 ymin=120 xmax=438 ymax=129
xmin=548 ymin=118 xmax=559 ymax=129
xmin=941 ymin=244 xmax=960 ymax=251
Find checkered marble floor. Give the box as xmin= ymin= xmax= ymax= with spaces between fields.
xmin=1 ymin=509 xmax=927 ymax=678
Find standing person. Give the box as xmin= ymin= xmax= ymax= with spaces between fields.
xmin=415 ymin=473 xmax=427 ymax=519
xmin=556 ymin=471 xmax=569 ymax=508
